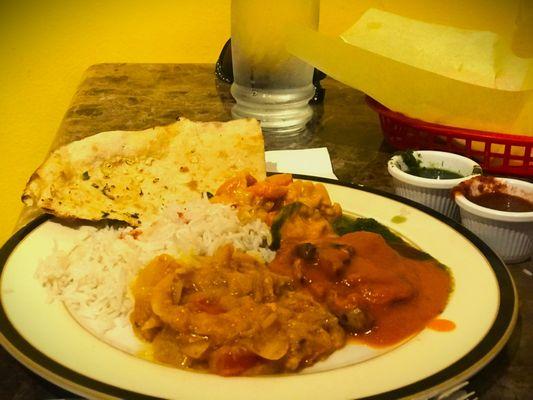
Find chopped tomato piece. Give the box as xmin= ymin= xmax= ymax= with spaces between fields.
xmin=209 ymin=346 xmax=260 ymax=376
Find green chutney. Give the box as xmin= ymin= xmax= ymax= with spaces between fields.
xmin=399 ymin=150 xmax=464 ymax=180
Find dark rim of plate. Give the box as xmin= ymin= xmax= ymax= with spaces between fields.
xmin=0 ymin=174 xmax=517 ymax=400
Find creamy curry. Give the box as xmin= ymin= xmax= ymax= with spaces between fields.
xmin=130 ymin=174 xmax=452 ymax=375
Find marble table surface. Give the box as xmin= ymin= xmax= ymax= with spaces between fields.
xmin=2 ymin=64 xmax=531 ymax=399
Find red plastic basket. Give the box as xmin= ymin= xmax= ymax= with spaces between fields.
xmin=366 ymin=97 xmax=533 ymax=177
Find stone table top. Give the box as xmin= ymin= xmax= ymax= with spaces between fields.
xmin=2 ymin=63 xmax=532 ymax=400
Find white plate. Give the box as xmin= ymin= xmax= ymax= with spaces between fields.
xmin=0 ymin=177 xmax=517 ymax=400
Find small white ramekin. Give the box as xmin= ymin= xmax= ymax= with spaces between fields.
xmin=454 ymin=177 xmax=533 ymax=263
xmin=388 ymin=151 xmax=481 ymax=220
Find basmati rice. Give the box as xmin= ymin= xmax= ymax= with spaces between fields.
xmin=36 ymin=199 xmax=274 ymax=333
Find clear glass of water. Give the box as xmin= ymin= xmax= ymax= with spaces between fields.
xmin=230 ymin=0 xmax=320 ymax=135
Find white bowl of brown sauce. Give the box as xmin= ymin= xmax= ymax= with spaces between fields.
xmin=453 ymin=176 xmax=533 ymax=263
xmin=388 ymin=150 xmax=482 ymax=220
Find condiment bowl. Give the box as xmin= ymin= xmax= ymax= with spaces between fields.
xmin=387 ymin=151 xmax=481 ymax=220
xmin=454 ymin=176 xmax=533 ymax=263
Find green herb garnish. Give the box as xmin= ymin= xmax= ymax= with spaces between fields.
xmin=332 ymin=215 xmax=433 ymax=261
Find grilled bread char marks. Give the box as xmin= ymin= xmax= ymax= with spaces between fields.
xmin=22 ymin=118 xmax=266 ymax=226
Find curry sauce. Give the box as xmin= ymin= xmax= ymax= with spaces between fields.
xmin=270 ymin=231 xmax=451 ymax=347
xmin=130 ymin=174 xmax=453 ymax=375
xmin=130 ymin=248 xmax=345 ymax=376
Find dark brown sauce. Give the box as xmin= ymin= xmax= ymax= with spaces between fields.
xmin=466 ymin=192 xmax=533 ymax=212
xmin=453 ymin=176 xmax=533 ymax=213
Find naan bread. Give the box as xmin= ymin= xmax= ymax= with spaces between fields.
xmin=22 ymin=118 xmax=266 ymax=226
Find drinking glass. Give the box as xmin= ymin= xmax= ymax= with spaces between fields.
xmin=230 ymin=0 xmax=320 ymax=134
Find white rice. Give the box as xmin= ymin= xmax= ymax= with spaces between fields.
xmin=36 ymin=199 xmax=275 ymax=333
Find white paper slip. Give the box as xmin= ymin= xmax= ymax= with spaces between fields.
xmin=265 ymin=148 xmax=338 ymax=180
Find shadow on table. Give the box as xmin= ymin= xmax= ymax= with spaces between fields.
xmin=0 ymin=347 xmax=77 ymax=400
xmin=468 ymin=315 xmax=523 ymax=399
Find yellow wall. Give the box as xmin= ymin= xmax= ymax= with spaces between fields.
xmin=0 ymin=0 xmax=521 ymax=245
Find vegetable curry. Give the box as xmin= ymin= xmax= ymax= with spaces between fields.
xmin=130 ymin=174 xmax=452 ymax=375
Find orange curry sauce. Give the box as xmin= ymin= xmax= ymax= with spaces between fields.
xmin=269 ymin=231 xmax=453 ymax=347
xmin=131 ymin=174 xmax=455 ymax=375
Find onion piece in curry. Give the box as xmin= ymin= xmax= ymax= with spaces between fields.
xmin=130 ymin=174 xmax=453 ymax=375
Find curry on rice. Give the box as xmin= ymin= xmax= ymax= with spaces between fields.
xmin=130 ymin=174 xmax=452 ymax=375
